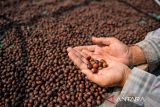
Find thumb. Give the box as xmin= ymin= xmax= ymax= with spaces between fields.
xmin=92 ymin=37 xmax=110 ymax=46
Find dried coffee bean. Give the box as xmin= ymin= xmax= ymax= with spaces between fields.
xmin=100 ymin=59 xmax=105 ymax=63
xmin=87 ymin=98 xmax=92 ymax=103
xmin=66 ymin=94 xmax=71 ymax=101
xmin=87 ymin=63 xmax=92 ymax=70
xmin=93 ymin=63 xmax=99 ymax=69
xmin=91 ymin=68 xmax=98 ymax=73
xmin=79 ymin=84 xmax=84 ymax=89
xmin=86 ymin=56 xmax=91 ymax=61
xmin=90 ymin=59 xmax=95 ymax=65
xmin=98 ymin=67 xmax=103 ymax=70
xmin=103 ymin=62 xmax=108 ymax=68
xmin=99 ymin=62 xmax=103 ymax=67
xmin=95 ymin=60 xmax=99 ymax=64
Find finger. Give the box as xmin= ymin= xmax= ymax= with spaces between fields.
xmin=92 ymin=37 xmax=111 ymax=46
xmin=81 ymin=50 xmax=103 ymax=60
xmin=80 ymin=50 xmax=89 ymax=58
xmin=68 ymin=51 xmax=87 ymax=69
xmin=67 ymin=47 xmax=83 ymax=58
xmin=67 ymin=47 xmax=72 ymax=52
xmin=74 ymin=48 xmax=88 ymax=58
xmin=81 ymin=69 xmax=95 ymax=80
xmin=69 ymin=47 xmax=89 ymax=64
xmin=68 ymin=48 xmax=86 ymax=69
xmin=81 ymin=70 xmax=100 ymax=84
xmin=74 ymin=45 xmax=96 ymax=52
xmin=68 ymin=52 xmax=97 ymax=82
xmin=82 ymin=49 xmax=94 ymax=57
xmin=90 ymin=55 xmax=103 ymax=60
xmin=83 ymin=71 xmax=102 ymax=85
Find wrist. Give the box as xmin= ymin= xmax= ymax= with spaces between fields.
xmin=129 ymin=45 xmax=146 ymax=66
xmin=120 ymin=67 xmax=131 ymax=87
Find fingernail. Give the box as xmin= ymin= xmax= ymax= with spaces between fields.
xmin=92 ymin=36 xmax=98 ymax=40
xmin=92 ymin=37 xmax=95 ymax=39
xmin=91 ymin=37 xmax=95 ymax=41
xmin=67 ymin=47 xmax=72 ymax=52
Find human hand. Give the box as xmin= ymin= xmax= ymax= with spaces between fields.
xmin=67 ymin=47 xmax=131 ymax=87
xmin=74 ymin=37 xmax=132 ymax=66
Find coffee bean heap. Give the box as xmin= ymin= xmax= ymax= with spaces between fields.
xmin=0 ymin=28 xmax=107 ymax=107
xmin=0 ymin=0 xmax=160 ymax=107
xmin=86 ymin=56 xmax=108 ymax=73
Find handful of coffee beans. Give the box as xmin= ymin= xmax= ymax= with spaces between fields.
xmin=86 ymin=56 xmax=108 ymax=73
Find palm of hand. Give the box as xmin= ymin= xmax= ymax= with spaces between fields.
xmin=84 ymin=59 xmax=125 ymax=87
xmin=84 ymin=41 xmax=130 ymax=65
xmin=67 ymin=47 xmax=128 ymax=87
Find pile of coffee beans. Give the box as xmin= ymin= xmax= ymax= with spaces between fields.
xmin=0 ymin=0 xmax=160 ymax=107
xmin=86 ymin=56 xmax=108 ymax=73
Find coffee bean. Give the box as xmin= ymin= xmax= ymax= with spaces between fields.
xmin=79 ymin=84 xmax=84 ymax=89
xmin=66 ymin=94 xmax=71 ymax=101
xmin=93 ymin=63 xmax=99 ymax=69
xmin=86 ymin=56 xmax=91 ymax=61
xmin=86 ymin=56 xmax=108 ymax=74
xmin=91 ymin=68 xmax=98 ymax=73
xmin=87 ymin=63 xmax=92 ymax=70
xmin=100 ymin=59 xmax=105 ymax=63
xmin=99 ymin=62 xmax=103 ymax=67
xmin=90 ymin=60 xmax=95 ymax=65
xmin=95 ymin=60 xmax=99 ymax=64
xmin=98 ymin=67 xmax=103 ymax=70
xmin=87 ymin=98 xmax=92 ymax=103
xmin=103 ymin=62 xmax=108 ymax=68
xmin=48 ymin=103 xmax=53 ymax=107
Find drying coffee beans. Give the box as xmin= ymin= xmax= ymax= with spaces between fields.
xmin=86 ymin=56 xmax=108 ymax=73
xmin=0 ymin=0 xmax=160 ymax=106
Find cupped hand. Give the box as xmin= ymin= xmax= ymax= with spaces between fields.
xmin=74 ymin=37 xmax=132 ymax=66
xmin=67 ymin=47 xmax=131 ymax=87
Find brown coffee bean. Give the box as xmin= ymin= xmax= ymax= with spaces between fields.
xmin=91 ymin=68 xmax=98 ymax=73
xmin=79 ymin=84 xmax=84 ymax=89
xmin=90 ymin=58 xmax=95 ymax=64
xmin=100 ymin=59 xmax=105 ymax=63
xmin=28 ymin=103 xmax=33 ymax=107
xmin=93 ymin=63 xmax=99 ymax=69
xmin=99 ymin=62 xmax=103 ymax=67
xmin=103 ymin=62 xmax=108 ymax=68
xmin=87 ymin=98 xmax=92 ymax=103
xmin=87 ymin=63 xmax=92 ymax=70
xmin=48 ymin=103 xmax=53 ymax=107
xmin=57 ymin=97 xmax=63 ymax=103
xmin=66 ymin=94 xmax=71 ymax=100
xmin=78 ymin=97 xmax=83 ymax=102
xmin=95 ymin=60 xmax=99 ymax=64
xmin=98 ymin=67 xmax=103 ymax=70
xmin=86 ymin=56 xmax=91 ymax=61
